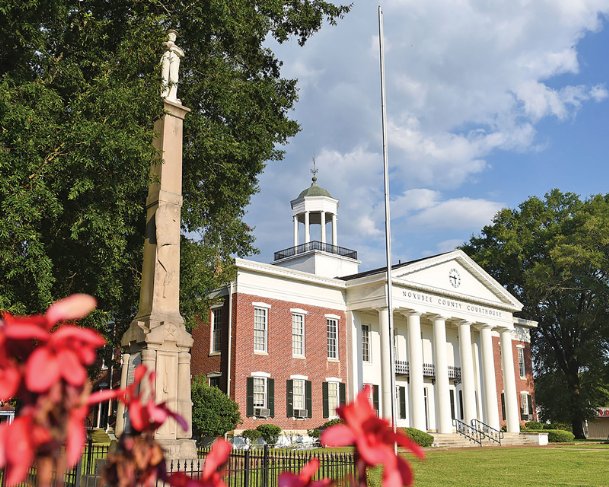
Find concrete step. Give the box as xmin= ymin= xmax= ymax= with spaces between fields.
xmin=431 ymin=432 xmax=547 ymax=448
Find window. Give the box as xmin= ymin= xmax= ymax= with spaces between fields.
xmin=246 ymin=375 xmax=274 ymax=418
xmin=327 ymin=318 xmax=338 ymax=359
xmin=292 ymin=313 xmax=305 ymax=356
xmin=211 ymin=308 xmax=222 ymax=353
xmin=323 ymin=381 xmax=346 ymax=418
xmin=254 ymin=307 xmax=268 ymax=352
xmin=520 ymin=392 xmax=533 ymax=420
xmin=362 ymin=325 xmax=370 ymax=362
xmin=286 ymin=378 xmax=312 ymax=418
xmin=398 ymin=386 xmax=407 ymax=420
xmin=208 ymin=375 xmax=221 ymax=389
xmin=253 ymin=377 xmax=267 ymax=408
xmin=518 ymin=347 xmax=526 ymax=378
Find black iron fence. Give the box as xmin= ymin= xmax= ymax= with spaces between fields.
xmin=167 ymin=445 xmax=357 ymax=487
xmin=0 ymin=441 xmax=110 ymax=487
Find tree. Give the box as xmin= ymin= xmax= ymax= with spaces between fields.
xmin=462 ymin=189 xmax=609 ymax=438
xmin=0 ymin=1 xmax=351 ymax=339
xmin=191 ymin=376 xmax=241 ymax=441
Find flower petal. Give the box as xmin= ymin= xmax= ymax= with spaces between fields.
xmin=66 ymin=407 xmax=87 ymax=468
xmin=45 ymin=294 xmax=96 ymax=326
xmin=395 ymin=456 xmax=415 ymax=487
xmin=5 ymin=416 xmax=35 ymax=487
xmin=278 ymin=472 xmax=304 ymax=487
xmin=25 ymin=347 xmax=60 ymax=392
xmin=202 ymin=438 xmax=232 ymax=480
xmin=88 ymin=388 xmax=126 ymax=405
xmin=320 ymin=424 xmax=356 ymax=447
xmin=394 ymin=431 xmax=425 ymax=459
xmin=128 ymin=399 xmax=147 ymax=431
xmin=58 ymin=349 xmax=87 ymax=387
xmin=3 ymin=323 xmax=50 ymax=341
xmin=298 ymin=458 xmax=319 ymax=482
xmin=0 ymin=364 xmax=20 ymax=401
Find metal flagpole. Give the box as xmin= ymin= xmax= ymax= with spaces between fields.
xmin=378 ymin=5 xmax=398 ymax=447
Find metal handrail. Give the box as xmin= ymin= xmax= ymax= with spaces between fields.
xmin=452 ymin=418 xmax=482 ymax=446
xmin=448 ymin=366 xmax=462 ymax=383
xmin=395 ymin=360 xmax=409 ymax=375
xmin=471 ymin=419 xmax=503 ymax=445
xmin=273 ymin=241 xmax=358 ymax=261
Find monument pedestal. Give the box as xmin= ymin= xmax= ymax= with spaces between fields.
xmin=117 ymin=99 xmax=197 ymax=460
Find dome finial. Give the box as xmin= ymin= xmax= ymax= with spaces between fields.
xmin=311 ymin=157 xmax=318 ymax=185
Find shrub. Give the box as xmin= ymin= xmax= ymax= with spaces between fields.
xmin=401 ymin=428 xmax=434 ymax=447
xmin=256 ymin=424 xmax=282 ymax=445
xmin=546 ymin=429 xmax=575 ymax=442
xmin=241 ymin=429 xmax=262 ymax=443
xmin=524 ymin=421 xmax=544 ymax=430
xmin=191 ymin=375 xmax=242 ymax=442
xmin=543 ymin=422 xmax=572 ymax=431
xmin=308 ymin=418 xmax=343 ymax=439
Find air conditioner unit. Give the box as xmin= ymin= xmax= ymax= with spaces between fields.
xmin=254 ymin=407 xmax=270 ymax=418
xmin=294 ymin=409 xmax=308 ymax=419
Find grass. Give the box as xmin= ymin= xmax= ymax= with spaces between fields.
xmin=366 ymin=443 xmax=609 ymax=487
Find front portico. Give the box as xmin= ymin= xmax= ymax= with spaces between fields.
xmin=344 ymin=250 xmax=531 ymax=434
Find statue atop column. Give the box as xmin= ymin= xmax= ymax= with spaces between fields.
xmin=161 ymin=30 xmax=185 ymax=103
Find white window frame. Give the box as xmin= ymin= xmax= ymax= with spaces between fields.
xmin=362 ymin=324 xmax=371 ymax=362
xmin=210 ymin=306 xmax=222 ymax=354
xmin=292 ymin=378 xmax=306 ymax=411
xmin=253 ymin=376 xmax=268 ymax=409
xmin=208 ymin=372 xmax=221 ymax=388
xmin=517 ymin=346 xmax=526 ymax=378
xmin=291 ymin=312 xmax=305 ymax=357
xmin=326 ymin=318 xmax=339 ymax=360
xmin=327 ymin=381 xmax=340 ymax=419
xmin=254 ymin=306 xmax=268 ymax=353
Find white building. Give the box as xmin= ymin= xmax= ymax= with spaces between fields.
xmin=192 ymin=177 xmax=537 ymax=435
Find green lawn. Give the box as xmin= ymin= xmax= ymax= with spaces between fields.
xmin=366 ymin=443 xmax=609 ymax=487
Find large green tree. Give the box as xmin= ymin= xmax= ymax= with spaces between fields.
xmin=0 ymin=1 xmax=350 ymax=338
xmin=462 ymin=190 xmax=609 ymax=438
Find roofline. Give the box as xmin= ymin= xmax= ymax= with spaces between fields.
xmin=235 ymin=258 xmax=346 ymax=288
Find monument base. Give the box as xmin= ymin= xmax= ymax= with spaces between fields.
xmin=159 ymin=438 xmax=198 ymax=461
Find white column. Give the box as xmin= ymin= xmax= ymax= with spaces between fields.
xmin=432 ymin=315 xmax=452 ymax=433
xmin=378 ymin=307 xmax=393 ymax=420
xmin=304 ymin=211 xmax=310 ymax=243
xmin=407 ymin=312 xmax=425 ymax=430
xmin=177 ymin=351 xmax=193 ymax=439
xmin=115 ymin=353 xmax=130 ymax=436
xmin=321 ymin=211 xmax=326 ymax=244
xmin=500 ymin=327 xmax=520 ymax=432
xmin=458 ymin=321 xmax=477 ymax=424
xmin=293 ymin=215 xmax=299 ymax=247
xmin=332 ymin=214 xmax=337 ymax=246
xmin=480 ymin=325 xmax=500 ymax=430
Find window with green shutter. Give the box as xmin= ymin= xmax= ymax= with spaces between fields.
xmin=399 ymin=386 xmax=406 ymax=419
xmin=286 ymin=380 xmax=293 ymax=418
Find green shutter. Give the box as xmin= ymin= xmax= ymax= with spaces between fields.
xmin=322 ymin=382 xmax=329 ymax=418
xmin=399 ymin=386 xmax=406 ymax=419
xmin=501 ymin=393 xmax=506 ymax=421
xmin=246 ymin=377 xmax=254 ymax=417
xmin=528 ymin=394 xmax=534 ymax=416
xmin=339 ymin=383 xmax=346 ymax=406
xmin=268 ymin=378 xmax=275 ymax=418
xmin=305 ymin=380 xmax=312 ymax=418
xmin=372 ymin=385 xmax=379 ymax=414
xmin=286 ymin=380 xmax=293 ymax=417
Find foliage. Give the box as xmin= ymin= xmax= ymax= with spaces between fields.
xmin=401 ymin=428 xmax=434 ymax=448
xmin=0 ymin=0 xmax=351 ymax=344
xmin=241 ymin=429 xmax=262 ymax=443
xmin=256 ymin=424 xmax=282 ymax=445
xmin=307 ymin=418 xmax=343 ymax=439
xmin=462 ymin=190 xmax=609 ymax=438
xmin=523 ymin=421 xmax=544 ymax=431
xmin=543 ymin=422 xmax=572 ymax=431
xmin=524 ymin=429 xmax=575 ymax=442
xmin=191 ymin=375 xmax=241 ymax=440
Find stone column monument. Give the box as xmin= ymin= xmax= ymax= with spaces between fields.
xmin=116 ymin=31 xmax=196 ymax=460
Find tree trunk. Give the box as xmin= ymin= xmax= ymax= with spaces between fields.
xmin=566 ymin=370 xmax=586 ymax=439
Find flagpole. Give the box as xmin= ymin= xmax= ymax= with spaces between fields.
xmin=378 ymin=5 xmax=398 ymax=447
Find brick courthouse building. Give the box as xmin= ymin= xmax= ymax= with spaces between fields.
xmin=191 ymin=178 xmax=537 ymax=435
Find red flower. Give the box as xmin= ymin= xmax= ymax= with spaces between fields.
xmin=278 ymin=458 xmax=333 ymax=487
xmin=320 ymin=385 xmax=424 ymax=487
xmin=169 ymin=438 xmax=232 ymax=487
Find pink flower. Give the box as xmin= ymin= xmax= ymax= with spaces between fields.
xmin=321 ymin=385 xmax=424 ymax=487
xmin=278 ymin=458 xmax=333 ymax=487
xmin=169 ymin=438 xmax=232 ymax=487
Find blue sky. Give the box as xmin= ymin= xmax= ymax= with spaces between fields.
xmin=245 ymin=1 xmax=609 ymax=271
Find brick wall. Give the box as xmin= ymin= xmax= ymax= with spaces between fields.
xmin=231 ymin=292 xmax=347 ymax=431
xmin=191 ymin=298 xmax=228 ymax=390
xmin=493 ymin=333 xmax=537 ymax=427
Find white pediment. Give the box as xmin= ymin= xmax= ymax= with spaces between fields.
xmin=393 ymin=250 xmax=522 ymax=310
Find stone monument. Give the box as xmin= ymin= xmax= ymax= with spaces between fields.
xmin=116 ymin=31 xmax=196 ymax=460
